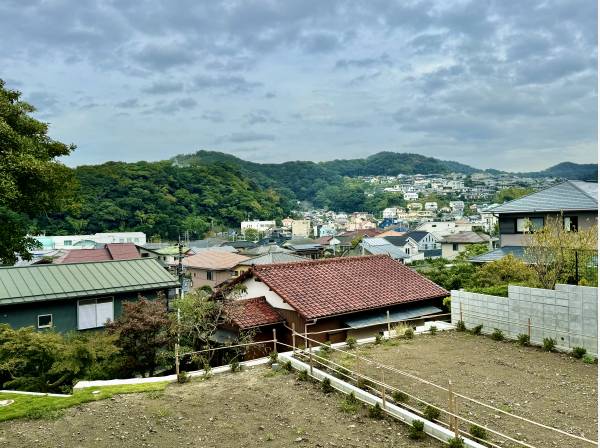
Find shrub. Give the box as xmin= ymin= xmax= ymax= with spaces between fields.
xmin=283 ymin=360 xmax=293 ymax=372
xmin=447 ymin=437 xmax=465 ymax=448
xmin=423 ymin=405 xmax=440 ymax=421
xmin=583 ymin=355 xmax=596 ymax=364
xmin=392 ymin=390 xmax=408 ymax=403
xmin=517 ymin=333 xmax=530 ymax=346
xmin=345 ymin=337 xmax=357 ymax=350
xmin=335 ymin=366 xmax=351 ymax=380
xmin=429 ymin=326 xmax=438 ymax=335
xmin=404 ymin=328 xmax=414 ymax=339
xmin=374 ymin=334 xmax=383 ymax=345
xmin=321 ymin=377 xmax=334 ymax=394
xmin=542 ymin=337 xmax=556 ymax=352
xmin=230 ymin=359 xmax=242 ymax=372
xmin=471 ymin=324 xmax=483 ymax=335
xmin=572 ymin=347 xmax=587 ymax=359
xmin=368 ymin=402 xmax=384 ymax=419
xmin=455 ymin=320 xmax=466 ymax=332
xmin=469 ymin=424 xmax=487 ymax=440
xmin=357 ymin=377 xmax=373 ymax=391
xmin=268 ymin=351 xmax=278 ymax=365
xmin=491 ymin=328 xmax=504 ymax=341
xmin=176 ymin=371 xmax=189 ymax=384
xmin=297 ymin=370 xmax=309 ymax=381
xmin=408 ymin=419 xmax=425 ymax=440
xmin=319 ymin=342 xmax=332 ymax=358
xmin=340 ymin=392 xmax=360 ymax=413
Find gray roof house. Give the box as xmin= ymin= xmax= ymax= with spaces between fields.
xmin=470 ymin=181 xmax=597 ymax=263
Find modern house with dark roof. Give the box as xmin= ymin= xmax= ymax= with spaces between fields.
xmin=183 ymin=250 xmax=250 ymax=290
xmin=233 ymin=252 xmax=307 ymax=276
xmin=225 ymin=255 xmax=448 ymax=343
xmin=440 ymin=231 xmax=491 ymax=260
xmin=471 ymin=181 xmax=598 ymax=263
xmin=0 ymin=259 xmax=179 ymax=332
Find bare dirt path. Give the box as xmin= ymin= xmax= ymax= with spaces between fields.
xmin=0 ymin=367 xmax=444 ymax=448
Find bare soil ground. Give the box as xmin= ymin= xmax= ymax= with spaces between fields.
xmin=327 ymin=331 xmax=597 ymax=448
xmin=0 ymin=367 xmax=444 ymax=448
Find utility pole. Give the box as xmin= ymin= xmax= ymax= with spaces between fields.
xmin=175 ymin=239 xmax=184 ymax=377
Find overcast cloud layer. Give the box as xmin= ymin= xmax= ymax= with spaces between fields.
xmin=1 ymin=0 xmax=597 ymax=171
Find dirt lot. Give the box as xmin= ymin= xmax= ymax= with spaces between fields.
xmin=0 ymin=367 xmax=443 ymax=448
xmin=327 ymin=331 xmax=598 ymax=448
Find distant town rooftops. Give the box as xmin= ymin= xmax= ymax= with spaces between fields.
xmin=58 ymin=243 xmax=140 ymax=264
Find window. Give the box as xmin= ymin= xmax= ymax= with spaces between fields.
xmin=206 ymin=271 xmax=214 ymax=281
xmin=78 ymin=298 xmax=114 ymax=330
xmin=134 ymin=238 xmax=140 ymax=243
xmin=37 ymin=314 xmax=53 ymax=329
xmin=564 ymin=216 xmax=578 ymax=232
xmin=452 ymin=243 xmax=459 ymax=251
xmin=516 ymin=217 xmax=544 ymax=233
xmin=405 ymin=247 xmax=410 ymax=255
xmin=63 ymin=240 xmax=72 ymax=246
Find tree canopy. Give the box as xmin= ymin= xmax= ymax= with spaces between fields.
xmin=0 ymin=79 xmax=76 ymax=264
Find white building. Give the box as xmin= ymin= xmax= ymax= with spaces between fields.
xmin=382 ymin=207 xmax=400 ymax=219
xmin=449 ymin=201 xmax=465 ymax=211
xmin=33 ymin=232 xmax=147 ymax=250
xmin=424 ymin=202 xmax=438 ymax=211
xmin=241 ymin=220 xmax=276 ymax=233
xmin=291 ymin=219 xmax=312 ymax=237
xmin=403 ymin=192 xmax=419 ymax=201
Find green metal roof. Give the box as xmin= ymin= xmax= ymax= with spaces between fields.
xmin=0 ymin=258 xmax=179 ymax=306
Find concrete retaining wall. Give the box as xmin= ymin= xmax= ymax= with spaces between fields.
xmin=451 ymin=284 xmax=597 ymax=355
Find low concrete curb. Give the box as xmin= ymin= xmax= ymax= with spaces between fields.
xmin=279 ymin=352 xmax=485 ymax=448
xmin=0 ymin=390 xmax=72 ymax=398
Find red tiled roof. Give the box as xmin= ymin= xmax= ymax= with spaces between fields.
xmin=224 ymin=297 xmax=284 ymax=329
xmin=252 ymin=255 xmax=448 ymax=320
xmin=59 ymin=243 xmax=140 ymax=264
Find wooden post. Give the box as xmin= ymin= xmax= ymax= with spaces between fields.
xmin=447 ymin=380 xmax=454 ymax=432
xmin=272 ymin=328 xmax=277 ymax=353
xmin=386 ymin=310 xmax=391 ymax=335
xmin=528 ymin=317 xmax=531 ymax=341
xmin=380 ymin=370 xmax=386 ymax=410
xmin=308 ymin=340 xmax=313 ymax=375
xmin=292 ymin=322 xmax=296 ymax=353
xmin=175 ymin=342 xmax=180 ymax=377
xmin=459 ymin=302 xmax=463 ymax=322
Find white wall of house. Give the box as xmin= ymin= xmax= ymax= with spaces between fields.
xmin=238 ymin=277 xmax=295 ymax=311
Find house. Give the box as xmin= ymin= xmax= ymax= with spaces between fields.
xmin=382 ymin=207 xmax=400 ymax=219
xmin=424 ymin=202 xmax=438 ymax=211
xmin=183 ymin=250 xmax=250 ymax=290
xmin=241 ymin=220 xmax=276 ymax=235
xmin=55 ymin=243 xmax=140 ymax=264
xmin=225 ymin=255 xmax=448 ymax=343
xmin=281 ymin=217 xmax=294 ymax=229
xmin=138 ymin=244 xmax=192 ymax=271
xmin=381 ymin=236 xmax=425 ymax=263
xmin=440 ymin=231 xmax=491 ymax=260
xmin=405 ymin=231 xmax=442 ymax=258
xmin=416 ymin=221 xmax=475 ymax=236
xmin=0 ymin=259 xmax=178 ymax=332
xmin=359 ymin=237 xmax=409 ymax=262
xmin=219 ymin=297 xmax=286 ymax=358
xmin=404 ymin=192 xmax=419 ymax=201
xmin=291 ymin=220 xmax=312 ymax=237
xmin=471 ymin=181 xmax=598 ymax=263
xmin=233 ymin=252 xmax=307 ymax=276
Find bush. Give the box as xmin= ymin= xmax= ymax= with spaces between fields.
xmin=368 ymin=402 xmax=384 ymax=419
xmin=345 ymin=337 xmax=357 ymax=350
xmin=469 ymin=424 xmax=487 ymax=440
xmin=297 ymin=370 xmax=309 ymax=381
xmin=319 ymin=342 xmax=332 ymax=358
xmin=408 ymin=419 xmax=425 ymax=440
xmin=542 ymin=337 xmax=556 ymax=352
xmin=176 ymin=371 xmax=189 ymax=384
xmin=230 ymin=359 xmax=242 ymax=372
xmin=447 ymin=437 xmax=465 ymax=448
xmin=321 ymin=377 xmax=334 ymax=394
xmin=374 ymin=334 xmax=383 ymax=345
xmin=572 ymin=347 xmax=587 ymax=359
xmin=517 ymin=333 xmax=530 ymax=346
xmin=455 ymin=320 xmax=466 ymax=332
xmin=404 ymin=328 xmax=414 ymax=339
xmin=335 ymin=366 xmax=351 ymax=380
xmin=283 ymin=360 xmax=293 ymax=372
xmin=583 ymin=355 xmax=596 ymax=364
xmin=392 ymin=390 xmax=408 ymax=403
xmin=429 ymin=326 xmax=438 ymax=335
xmin=268 ymin=351 xmax=278 ymax=365
xmin=340 ymin=392 xmax=360 ymax=413
xmin=423 ymin=405 xmax=440 ymax=421
xmin=491 ymin=328 xmax=504 ymax=341
xmin=471 ymin=324 xmax=483 ymax=335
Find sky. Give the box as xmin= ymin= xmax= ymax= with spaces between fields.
xmin=1 ymin=0 xmax=597 ymax=171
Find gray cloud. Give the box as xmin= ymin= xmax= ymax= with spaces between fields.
xmin=335 ymin=53 xmax=392 ymax=69
xmin=201 ymin=110 xmax=225 ymax=123
xmin=146 ymin=97 xmax=198 ymax=114
xmin=141 ymin=80 xmax=184 ymax=95
xmin=192 ymin=75 xmax=261 ymax=93
xmin=216 ymin=132 xmax=276 ymax=143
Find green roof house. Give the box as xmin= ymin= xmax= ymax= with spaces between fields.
xmin=0 ymin=258 xmax=179 ymax=332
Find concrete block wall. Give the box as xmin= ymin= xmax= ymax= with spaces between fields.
xmin=451 ymin=284 xmax=597 ymax=356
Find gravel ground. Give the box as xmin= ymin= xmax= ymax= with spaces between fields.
xmin=0 ymin=367 xmax=444 ymax=448
xmin=328 ymin=331 xmax=598 ymax=448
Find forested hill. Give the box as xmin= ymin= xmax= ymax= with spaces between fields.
xmin=35 ymin=160 xmax=292 ymax=240
xmin=522 ymin=162 xmax=598 ymax=181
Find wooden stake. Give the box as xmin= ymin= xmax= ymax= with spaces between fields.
xmin=175 ymin=342 xmax=180 ymax=377
xmin=292 ymin=322 xmax=296 ymax=353
xmin=308 ymin=340 xmax=313 ymax=375
xmin=386 ymin=310 xmax=391 ymax=335
xmin=459 ymin=302 xmax=463 ymax=322
xmin=272 ymin=328 xmax=277 ymax=353
xmin=528 ymin=317 xmax=531 ymax=341
xmin=381 ymin=370 xmax=386 ymax=410
xmin=448 ymin=380 xmax=454 ymax=432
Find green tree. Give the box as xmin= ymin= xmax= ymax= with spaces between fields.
xmin=0 ymin=79 xmax=76 ymax=264
xmin=494 ymin=187 xmax=535 ymax=204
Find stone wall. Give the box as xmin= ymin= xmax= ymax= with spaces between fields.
xmin=451 ymin=284 xmax=597 ymax=356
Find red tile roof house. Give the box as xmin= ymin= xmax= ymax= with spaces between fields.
xmin=219 ymin=255 xmax=448 ymax=347
xmin=55 ymin=243 xmax=141 ymax=263
xmin=220 ymin=297 xmax=285 ymax=359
